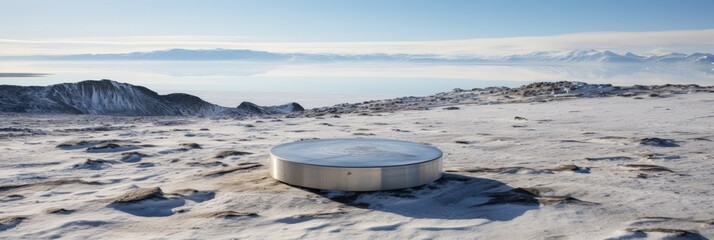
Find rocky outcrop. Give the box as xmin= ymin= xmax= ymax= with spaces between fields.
xmin=0 ymin=80 xmax=303 ymax=116
xmin=289 ymin=81 xmax=714 ymax=117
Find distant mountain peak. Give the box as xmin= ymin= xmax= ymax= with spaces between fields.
xmin=5 ymin=48 xmax=714 ymax=64
xmin=502 ymin=49 xmax=714 ymax=64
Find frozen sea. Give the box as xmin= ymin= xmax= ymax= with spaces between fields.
xmin=1 ymin=60 xmax=712 ymax=108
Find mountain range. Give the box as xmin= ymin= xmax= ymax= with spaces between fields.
xmin=0 ymin=80 xmax=304 ymax=116
xmin=6 ymin=49 xmax=713 ymax=64
xmin=501 ymin=49 xmax=714 ymax=64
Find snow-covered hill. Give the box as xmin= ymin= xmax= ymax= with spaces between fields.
xmin=0 ymin=80 xmax=304 ymax=116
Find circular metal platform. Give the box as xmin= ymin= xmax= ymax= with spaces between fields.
xmin=270 ymin=138 xmax=443 ymax=191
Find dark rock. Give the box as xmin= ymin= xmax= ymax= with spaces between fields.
xmin=197 ymin=211 xmax=259 ymax=218
xmin=186 ymin=161 xmax=228 ymax=167
xmin=136 ymin=162 xmax=155 ymax=168
xmin=476 ymin=187 xmax=598 ymax=206
xmin=86 ymin=143 xmax=139 ymax=153
xmin=236 ymin=102 xmax=262 ymax=113
xmin=625 ymin=228 xmax=704 ymax=239
xmin=120 ymin=152 xmax=148 ymax=163
xmin=56 ymin=140 xmax=114 ymax=150
xmin=202 ymin=163 xmax=263 ymax=177
xmin=639 ymin=138 xmax=679 ymax=147
xmin=72 ymin=159 xmax=114 ymax=170
xmin=585 ymin=156 xmax=633 ymax=161
xmin=214 ymin=150 xmax=253 ymax=159
xmin=110 ymin=187 xmax=165 ymax=203
xmin=45 ymin=207 xmax=75 ymax=214
xmin=237 ymin=101 xmax=304 ymax=115
xmin=353 ymin=132 xmax=376 ymax=136
xmin=0 ymin=216 xmax=26 ymax=231
xmin=179 ymin=143 xmax=202 ymax=149
xmin=547 ymin=164 xmax=590 ymax=173
xmin=0 ymin=179 xmax=102 ymax=192
xmin=624 ymin=164 xmax=674 ymax=172
xmin=1 ymin=194 xmax=24 ymax=202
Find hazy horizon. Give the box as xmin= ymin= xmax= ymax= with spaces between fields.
xmin=3 ymin=29 xmax=714 ymax=57
xmin=2 ymin=0 xmax=714 ymax=107
xmin=3 ymin=0 xmax=714 ymax=56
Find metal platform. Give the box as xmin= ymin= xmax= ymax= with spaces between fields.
xmin=270 ymin=138 xmax=443 ymax=191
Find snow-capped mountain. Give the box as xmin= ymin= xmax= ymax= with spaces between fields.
xmin=503 ymin=50 xmax=643 ymax=63
xmin=5 ymin=48 xmax=714 ymax=64
xmin=48 ymin=49 xmax=290 ymax=61
xmin=0 ymin=80 xmax=304 ymax=116
xmin=647 ymin=52 xmax=714 ymax=64
xmin=25 ymin=49 xmax=436 ymax=62
xmin=502 ymin=49 xmax=714 ymax=64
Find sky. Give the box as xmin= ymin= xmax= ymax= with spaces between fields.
xmin=2 ymin=0 xmax=714 ymax=56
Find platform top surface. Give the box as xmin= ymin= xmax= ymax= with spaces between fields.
xmin=270 ymin=138 xmax=443 ymax=167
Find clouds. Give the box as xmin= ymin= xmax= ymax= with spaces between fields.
xmin=2 ymin=29 xmax=714 ymax=57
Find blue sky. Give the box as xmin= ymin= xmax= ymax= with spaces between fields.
xmin=2 ymin=0 xmax=714 ymax=41
xmin=2 ymin=0 xmax=714 ymax=56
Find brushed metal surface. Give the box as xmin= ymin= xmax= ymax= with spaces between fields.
xmin=270 ymin=138 xmax=442 ymax=167
xmin=269 ymin=138 xmax=443 ymax=191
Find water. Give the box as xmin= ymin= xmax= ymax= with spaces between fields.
xmin=1 ymin=60 xmax=712 ymax=108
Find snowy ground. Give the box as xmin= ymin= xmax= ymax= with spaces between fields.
xmin=0 ymin=93 xmax=712 ymax=239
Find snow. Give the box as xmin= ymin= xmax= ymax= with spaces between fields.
xmin=0 ymin=91 xmax=712 ymax=239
